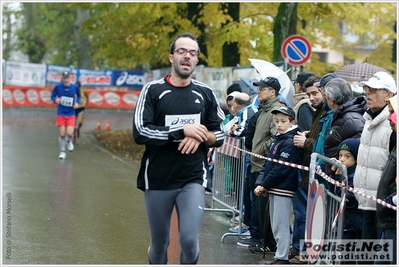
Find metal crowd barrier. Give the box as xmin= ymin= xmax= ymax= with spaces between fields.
xmin=204 ymin=136 xmax=246 ymax=242
xmin=306 ymin=152 xmax=347 ymax=265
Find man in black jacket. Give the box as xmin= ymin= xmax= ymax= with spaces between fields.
xmin=323 ymin=77 xmax=367 ymax=176
xmin=375 ymin=95 xmax=397 ymax=265
xmin=133 ymin=32 xmax=225 ymax=264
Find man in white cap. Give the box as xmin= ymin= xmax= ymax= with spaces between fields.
xmin=353 ymin=71 xmax=396 ymax=264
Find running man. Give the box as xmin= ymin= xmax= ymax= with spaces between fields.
xmin=133 ymin=32 xmax=225 ymax=264
xmin=73 ymin=81 xmax=88 ymax=143
xmin=51 ymin=71 xmax=81 ymax=159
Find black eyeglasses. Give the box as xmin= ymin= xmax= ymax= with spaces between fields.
xmin=174 ymin=48 xmax=199 ymax=57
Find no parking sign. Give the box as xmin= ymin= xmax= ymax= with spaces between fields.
xmin=281 ymin=35 xmax=312 ymax=66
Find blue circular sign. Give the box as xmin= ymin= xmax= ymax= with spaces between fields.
xmin=281 ymin=35 xmax=312 ymax=66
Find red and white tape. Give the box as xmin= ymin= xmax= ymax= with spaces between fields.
xmin=230 ymin=143 xmax=397 ymax=211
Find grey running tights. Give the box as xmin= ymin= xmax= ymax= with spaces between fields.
xmin=145 ymin=183 xmax=205 ymax=264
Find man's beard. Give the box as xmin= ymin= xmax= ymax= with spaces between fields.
xmin=173 ymin=61 xmax=194 ymax=79
xmin=313 ymin=102 xmax=324 ymax=109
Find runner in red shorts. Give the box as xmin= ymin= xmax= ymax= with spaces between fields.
xmin=51 ymin=71 xmax=81 ymax=159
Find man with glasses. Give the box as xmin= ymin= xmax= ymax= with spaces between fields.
xmin=133 ymin=32 xmax=225 ymax=264
xmin=353 ymin=71 xmax=396 ymax=264
xmin=239 ymin=77 xmax=287 ymax=252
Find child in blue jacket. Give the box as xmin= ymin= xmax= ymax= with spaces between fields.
xmin=330 ymin=138 xmax=363 ymax=240
xmin=330 ymin=138 xmax=362 ymax=264
xmin=254 ymin=106 xmax=303 ymax=264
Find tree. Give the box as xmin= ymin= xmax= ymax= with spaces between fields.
xmin=13 ymin=3 xmax=93 ymax=67
xmin=73 ymin=7 xmax=92 ymax=69
xmin=221 ymin=3 xmax=240 ymax=66
xmin=5 ymin=2 xmax=396 ymax=75
xmin=1 ymin=2 xmax=21 ymax=61
xmin=272 ymin=3 xmax=297 ymax=63
xmin=16 ymin=3 xmax=46 ymax=63
xmin=187 ymin=3 xmax=209 ymax=66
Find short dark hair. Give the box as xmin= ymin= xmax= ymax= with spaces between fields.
xmin=226 ymin=83 xmax=242 ymax=95
xmin=169 ymin=32 xmax=200 ymax=56
xmin=303 ymin=75 xmax=322 ymax=89
xmin=226 ymin=95 xmax=234 ymax=102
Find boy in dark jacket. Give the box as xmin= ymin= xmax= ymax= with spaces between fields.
xmin=254 ymin=106 xmax=303 ymax=264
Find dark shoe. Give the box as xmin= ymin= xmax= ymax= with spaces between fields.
xmin=263 ymin=246 xmax=277 ymax=253
xmin=249 ymin=243 xmax=276 ymax=254
xmin=265 ymin=259 xmax=290 ymax=265
xmin=289 ymin=247 xmax=299 ymax=260
xmin=249 ymin=243 xmax=264 ymax=253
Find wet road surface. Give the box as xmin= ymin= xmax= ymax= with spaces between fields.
xmin=2 ymin=107 xmax=273 ymax=265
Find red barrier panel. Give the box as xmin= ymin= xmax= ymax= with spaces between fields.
xmin=2 ymin=86 xmax=140 ymax=109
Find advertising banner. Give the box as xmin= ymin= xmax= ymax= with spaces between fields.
xmin=2 ymin=86 xmax=55 ymax=107
xmin=85 ymin=88 xmax=139 ymax=109
xmin=113 ymin=70 xmax=145 ymax=88
xmin=2 ymin=86 xmax=140 ymax=109
xmin=5 ymin=61 xmax=46 ymax=87
xmin=78 ymin=68 xmax=113 ymax=87
xmin=46 ymin=65 xmax=77 ymax=84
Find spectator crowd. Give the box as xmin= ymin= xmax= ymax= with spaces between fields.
xmin=218 ymin=68 xmax=397 ymax=265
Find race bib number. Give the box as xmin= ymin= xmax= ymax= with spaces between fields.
xmin=165 ymin=114 xmax=201 ymax=126
xmin=60 ymin=96 xmax=74 ymax=107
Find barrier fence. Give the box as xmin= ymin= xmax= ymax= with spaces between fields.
xmin=207 ymin=139 xmax=396 ymax=264
xmin=306 ymin=153 xmax=347 ymax=265
xmin=204 ymin=136 xmax=247 ymax=242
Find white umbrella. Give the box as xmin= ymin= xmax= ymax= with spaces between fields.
xmin=248 ymin=58 xmax=295 ymax=107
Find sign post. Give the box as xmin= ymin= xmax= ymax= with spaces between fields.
xmin=281 ymin=35 xmax=312 ymax=66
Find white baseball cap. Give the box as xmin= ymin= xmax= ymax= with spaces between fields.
xmin=358 ymin=71 xmax=397 ymax=94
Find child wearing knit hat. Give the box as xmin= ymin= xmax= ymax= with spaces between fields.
xmin=330 ymin=138 xmax=363 ymax=264
xmin=331 ymin=138 xmax=360 ymax=173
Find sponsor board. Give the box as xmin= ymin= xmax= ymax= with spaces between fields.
xmin=113 ymin=70 xmax=145 ymax=88
xmin=5 ymin=61 xmax=46 ymax=87
xmin=2 ymin=86 xmax=140 ymax=109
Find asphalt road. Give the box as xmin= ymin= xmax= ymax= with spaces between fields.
xmin=2 ymin=107 xmax=273 ymax=265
